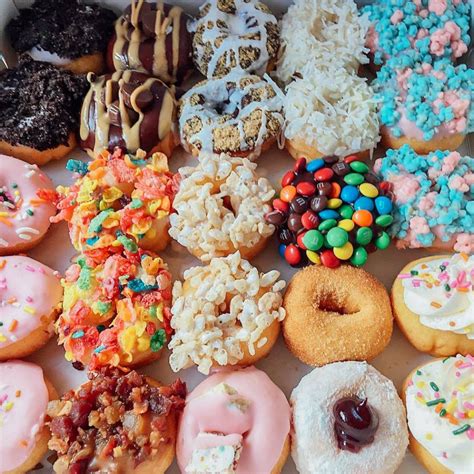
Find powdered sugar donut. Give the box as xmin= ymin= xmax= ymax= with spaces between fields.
xmin=291 ymin=361 xmax=408 ymax=474
xmin=169 ymin=153 xmax=275 ymax=262
xmin=0 ymin=256 xmax=62 ymax=360
xmin=0 ymin=155 xmax=56 ymax=255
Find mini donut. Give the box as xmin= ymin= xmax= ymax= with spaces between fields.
xmin=392 ymin=254 xmax=474 ymax=357
xmin=0 ymin=56 xmax=87 ymax=166
xmin=374 ymin=145 xmax=474 ymax=253
xmin=169 ymin=152 xmax=275 ymax=262
xmin=0 ymin=360 xmax=58 ymax=474
xmin=177 ymin=366 xmax=290 ymax=473
xmin=283 ymin=265 xmax=393 ymax=366
xmin=169 ymin=252 xmax=286 ymax=375
xmin=402 ymin=355 xmax=474 ymax=474
xmin=57 ymin=246 xmax=173 ymax=370
xmin=291 ymin=361 xmax=408 ymax=474
xmin=80 ymin=70 xmax=178 ymax=158
xmin=7 ymin=0 xmax=116 ymax=75
xmin=0 ymin=256 xmax=62 ymax=360
xmin=107 ymin=0 xmax=193 ymax=84
xmin=192 ymin=0 xmax=280 ymax=78
xmin=0 ymin=155 xmax=56 ymax=255
xmin=178 ymin=73 xmax=284 ymax=159
xmin=51 ymin=148 xmax=179 ymax=254
xmin=47 ymin=367 xmax=186 ymax=474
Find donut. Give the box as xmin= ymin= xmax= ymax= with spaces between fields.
xmin=266 ymin=156 xmax=394 ymax=269
xmin=276 ymin=0 xmax=370 ymax=84
xmin=283 ymin=68 xmax=379 ymax=160
xmin=0 ymin=155 xmax=56 ymax=255
xmin=191 ymin=0 xmax=280 ymax=78
xmin=51 ymin=148 xmax=179 ymax=254
xmin=291 ymin=361 xmax=408 ymax=474
xmin=47 ymin=367 xmax=186 ymax=474
xmin=402 ymin=355 xmax=474 ymax=474
xmin=80 ymin=70 xmax=178 ymax=158
xmin=0 ymin=56 xmax=87 ymax=165
xmin=169 ymin=252 xmax=286 ymax=374
xmin=6 ymin=0 xmax=117 ymax=75
xmin=282 ymin=265 xmax=393 ymax=366
xmin=374 ymin=145 xmax=474 ymax=253
xmin=178 ymin=73 xmax=284 ymax=159
xmin=107 ymin=0 xmax=193 ymax=84
xmin=0 ymin=360 xmax=58 ymax=474
xmin=0 ymin=256 xmax=62 ymax=360
xmin=169 ymin=152 xmax=275 ymax=262
xmin=392 ymin=253 xmax=474 ymax=358
xmin=57 ymin=246 xmax=173 ymax=370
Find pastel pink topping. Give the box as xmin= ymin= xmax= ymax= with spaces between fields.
xmin=390 ymin=174 xmax=421 ymax=204
xmin=454 ymin=234 xmax=474 ymax=254
xmin=449 ymin=175 xmax=469 ymax=192
xmin=390 ymin=9 xmax=404 ymax=24
xmin=430 ymin=21 xmax=468 ymax=58
xmin=428 ymin=0 xmax=448 ymax=15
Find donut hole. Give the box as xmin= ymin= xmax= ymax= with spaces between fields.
xmin=0 ymin=185 xmax=17 ymax=211
xmin=316 ymin=291 xmax=360 ymax=316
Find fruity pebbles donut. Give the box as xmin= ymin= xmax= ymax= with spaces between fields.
xmin=266 ymin=156 xmax=394 ymax=269
xmin=169 ymin=152 xmax=275 ymax=261
xmin=0 ymin=256 xmax=62 ymax=360
xmin=57 ymin=246 xmax=173 ymax=370
xmin=179 ymin=73 xmax=284 ymax=159
xmin=0 ymin=155 xmax=56 ymax=255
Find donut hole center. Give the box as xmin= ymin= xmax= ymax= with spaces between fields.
xmin=310 ymin=13 xmax=338 ymax=42
xmin=222 ymin=195 xmax=236 ymax=216
xmin=0 ymin=185 xmax=17 ymax=212
xmin=226 ymin=11 xmax=258 ymax=36
xmin=317 ymin=292 xmax=360 ymax=316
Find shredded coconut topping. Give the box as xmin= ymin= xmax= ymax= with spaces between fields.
xmin=169 ymin=252 xmax=286 ymax=374
xmin=169 ymin=153 xmax=275 ymax=261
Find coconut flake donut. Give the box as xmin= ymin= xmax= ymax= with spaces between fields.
xmin=169 ymin=252 xmax=286 ymax=374
xmin=283 ymin=265 xmax=393 ymax=367
xmin=0 ymin=360 xmax=58 ymax=474
xmin=48 ymin=367 xmax=186 ymax=474
xmin=169 ymin=152 xmax=275 ymax=261
xmin=177 ymin=366 xmax=290 ymax=473
xmin=291 ymin=361 xmax=408 ymax=474
xmin=178 ymin=72 xmax=284 ymax=159
xmin=0 ymin=256 xmax=62 ymax=360
xmin=191 ymin=0 xmax=280 ymax=78
xmin=0 ymin=155 xmax=56 ymax=255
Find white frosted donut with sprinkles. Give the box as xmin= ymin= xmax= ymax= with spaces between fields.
xmin=0 ymin=255 xmax=63 ymax=360
xmin=0 ymin=154 xmax=56 ymax=255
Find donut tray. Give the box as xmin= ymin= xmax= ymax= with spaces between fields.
xmin=1 ymin=1 xmax=473 ymax=473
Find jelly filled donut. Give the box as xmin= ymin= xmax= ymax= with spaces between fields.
xmin=0 ymin=256 xmax=62 ymax=361
xmin=108 ymin=1 xmax=193 ymax=84
xmin=283 ymin=265 xmax=393 ymax=367
xmin=179 ymin=73 xmax=284 ymax=159
xmin=0 ymin=361 xmax=58 ymax=474
xmin=80 ymin=70 xmax=178 ymax=158
xmin=0 ymin=155 xmax=56 ymax=255
xmin=192 ymin=0 xmax=280 ymax=78
xmin=48 ymin=367 xmax=186 ymax=474
xmin=177 ymin=366 xmax=290 ymax=473
xmin=291 ymin=362 xmax=408 ymax=474
xmin=266 ymin=156 xmax=394 ymax=269
xmin=169 ymin=152 xmax=275 ymax=261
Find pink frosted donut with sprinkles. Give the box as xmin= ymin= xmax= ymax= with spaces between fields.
xmin=0 ymin=154 xmax=56 ymax=255
xmin=0 ymin=255 xmax=63 ymax=360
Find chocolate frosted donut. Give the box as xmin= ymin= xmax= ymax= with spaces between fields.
xmin=108 ymin=0 xmax=193 ymax=84
xmin=80 ymin=70 xmax=178 ymax=157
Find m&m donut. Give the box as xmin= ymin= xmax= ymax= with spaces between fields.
xmin=266 ymin=156 xmax=394 ymax=268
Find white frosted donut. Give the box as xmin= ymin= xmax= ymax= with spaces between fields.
xmin=169 ymin=152 xmax=275 ymax=261
xmin=291 ymin=361 xmax=408 ymax=474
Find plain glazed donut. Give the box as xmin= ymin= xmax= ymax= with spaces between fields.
xmin=177 ymin=366 xmax=290 ymax=474
xmin=0 ymin=360 xmax=58 ymax=474
xmin=0 ymin=256 xmax=63 ymax=360
xmin=47 ymin=367 xmax=186 ymax=474
xmin=282 ymin=265 xmax=393 ymax=366
xmin=169 ymin=152 xmax=275 ymax=262
xmin=0 ymin=155 xmax=56 ymax=255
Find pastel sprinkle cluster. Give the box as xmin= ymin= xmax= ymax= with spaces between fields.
xmin=0 ymin=388 xmax=21 ymax=428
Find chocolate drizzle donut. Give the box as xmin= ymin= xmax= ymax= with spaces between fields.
xmin=108 ymin=0 xmax=193 ymax=84
xmin=80 ymin=70 xmax=177 ymax=157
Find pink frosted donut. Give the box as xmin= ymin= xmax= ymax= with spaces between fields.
xmin=0 ymin=154 xmax=56 ymax=255
xmin=0 ymin=256 xmax=63 ymax=360
xmin=177 ymin=366 xmax=291 ymax=473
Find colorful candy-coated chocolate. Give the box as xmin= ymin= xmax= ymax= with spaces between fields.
xmin=326 ymin=227 xmax=349 ymax=247
xmin=359 ymin=183 xmax=379 ymax=198
xmin=294 ymin=158 xmax=307 ymax=173
xmin=306 ymin=159 xmax=325 ymax=172
xmin=339 ymin=204 xmax=354 ymax=219
xmin=356 ymin=227 xmax=373 ymax=245
xmin=302 ymin=229 xmax=324 ymax=251
xmin=350 ymin=246 xmax=368 ymax=266
xmin=354 ymin=196 xmax=374 ymax=212
xmin=296 ymin=181 xmax=316 ymax=196
xmin=344 ymin=173 xmax=364 ymax=186
xmin=310 ymin=196 xmax=328 ymax=212
xmin=352 ymin=209 xmax=373 ymax=227
xmin=297 ymin=231 xmax=307 ymax=250
xmin=338 ymin=219 xmax=355 ymax=232
xmin=375 ymin=232 xmax=390 ymax=250
xmin=281 ymin=171 xmax=295 ymax=187
xmin=375 ymin=214 xmax=393 ymax=227
xmin=285 ymin=244 xmax=302 ymax=265
xmin=329 ymin=182 xmax=341 ymax=199
xmin=374 ymin=196 xmax=392 ymax=215
xmin=319 ymin=209 xmax=339 ymax=220
xmin=344 ymin=155 xmax=359 ymax=164
xmin=280 ymin=185 xmax=297 ymax=202
xmin=265 ymin=210 xmax=286 ymax=226
xmin=333 ymin=241 xmax=354 ymax=260
xmin=349 ymin=161 xmax=369 ymax=173
xmin=273 ymin=198 xmax=289 ymax=213
xmin=301 ymin=210 xmax=319 ymax=230
xmin=327 ymin=198 xmax=342 ymax=209
xmin=340 ymin=185 xmax=360 ymax=203
xmin=314 ymin=168 xmax=334 ymax=181
xmin=279 ymin=243 xmax=286 ymax=258
xmin=320 ymin=249 xmax=340 ymax=268
xmin=306 ymin=250 xmax=321 ymax=264
xmin=318 ymin=219 xmax=337 ymax=231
